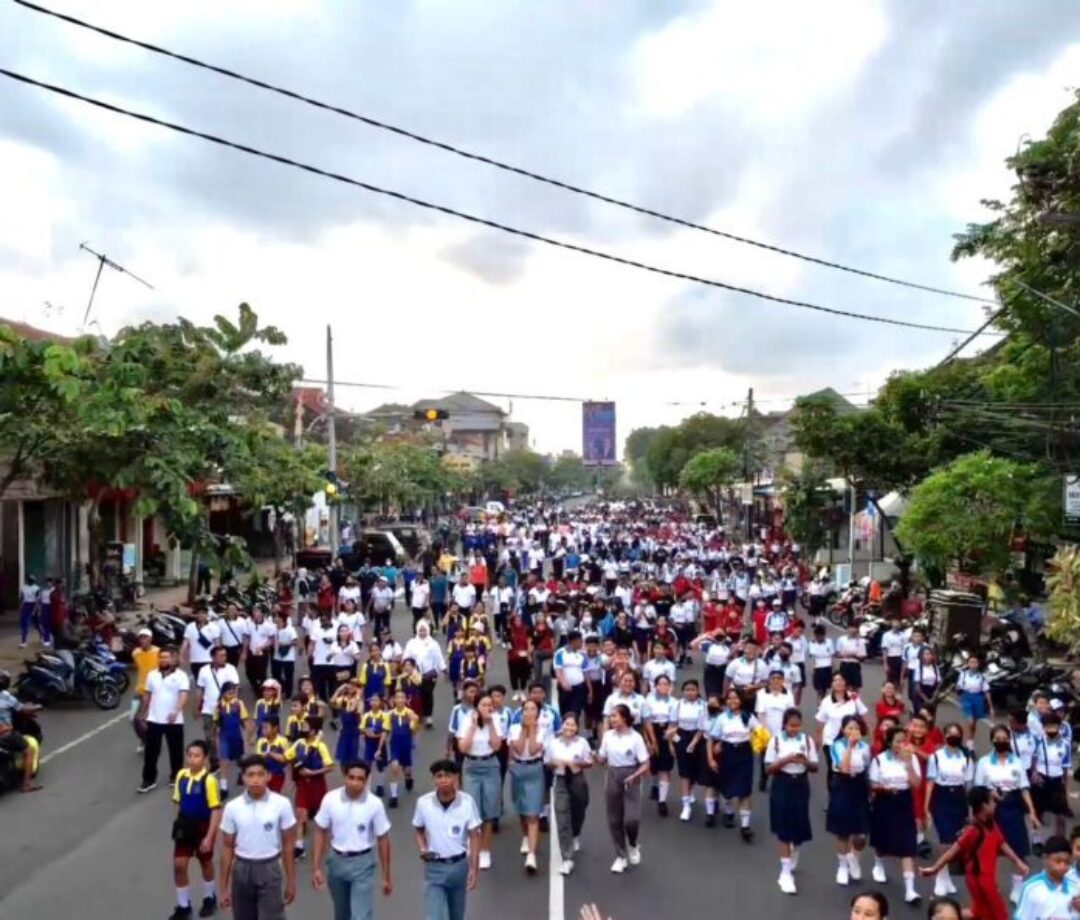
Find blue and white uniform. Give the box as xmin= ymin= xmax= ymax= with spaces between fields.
xmin=974 ymin=751 xmax=1031 ymax=857
xmin=926 ymin=746 xmax=973 ymax=843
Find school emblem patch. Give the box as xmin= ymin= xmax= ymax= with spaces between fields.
xmin=451 ymin=825 xmax=462 ymax=835
xmin=263 ymin=822 xmax=273 ymax=831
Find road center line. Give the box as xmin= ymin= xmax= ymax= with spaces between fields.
xmin=39 ymin=710 xmax=130 ymax=764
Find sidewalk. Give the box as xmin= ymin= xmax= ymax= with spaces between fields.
xmin=0 ymin=560 xmax=279 ymax=670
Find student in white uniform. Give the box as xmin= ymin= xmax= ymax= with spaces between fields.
xmin=544 ymin=714 xmax=593 ymax=876
xmin=880 ymin=617 xmax=910 ymax=685
xmin=672 ymin=680 xmax=706 ymax=822
xmin=1015 ymin=836 xmax=1078 ymax=920
xmin=764 ymin=706 xmax=819 ymax=894
xmin=923 ymin=723 xmax=973 ymax=897
xmin=596 ymin=703 xmax=650 ymax=874
xmin=974 ymin=723 xmax=1040 ymax=903
xmin=1031 ymin=713 xmax=1072 ymax=844
xmin=706 ymin=688 xmax=761 ymax=841
xmin=868 ymin=726 xmax=922 ymax=905
xmin=602 ymin=671 xmax=644 ymax=730
xmin=827 ymin=716 xmax=871 ymax=886
xmin=641 ymin=674 xmax=677 ymax=816
xmin=755 ymin=671 xmax=794 ymax=793
xmin=816 ymin=673 xmax=868 ymax=783
xmin=808 ymin=624 xmax=835 ymax=701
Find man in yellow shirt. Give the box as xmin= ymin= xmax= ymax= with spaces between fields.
xmin=131 ymin=628 xmax=161 ymax=752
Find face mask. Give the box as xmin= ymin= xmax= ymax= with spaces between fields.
xmin=707 ymin=705 xmax=721 ymax=715
xmin=780 ymin=653 xmax=791 ymax=662
xmin=993 ymin=740 xmax=1011 ymax=753
xmin=946 ymin=735 xmax=962 ymax=747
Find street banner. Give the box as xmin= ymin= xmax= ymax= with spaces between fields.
xmin=1065 ymin=474 xmax=1080 ymax=526
xmin=582 ymin=401 xmax=617 ymax=466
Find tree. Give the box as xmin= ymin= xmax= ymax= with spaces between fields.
xmin=626 ymin=413 xmax=747 ymax=491
xmin=344 ymin=440 xmax=448 ymax=514
xmin=780 ymin=461 xmax=839 ymax=556
xmin=1045 ymin=545 xmax=1080 ymax=657
xmin=894 ymin=451 xmax=1058 ymax=584
xmin=678 ymin=447 xmax=741 ymax=514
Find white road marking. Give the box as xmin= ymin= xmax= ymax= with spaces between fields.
xmin=39 ymin=710 xmax=130 ymax=764
xmin=549 ymin=677 xmax=565 ymax=920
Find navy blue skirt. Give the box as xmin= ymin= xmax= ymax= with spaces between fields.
xmin=996 ymin=789 xmax=1030 ymax=857
xmin=770 ymin=772 xmax=812 ymax=844
xmin=838 ymin=661 xmax=862 ymax=690
xmin=870 ymin=788 xmax=917 ymax=857
xmin=674 ymin=731 xmax=702 ymax=783
xmin=649 ymin=724 xmax=675 ymax=774
xmin=827 ymin=772 xmax=870 ymax=838
xmin=813 ymin=666 xmax=834 ymax=694
xmin=929 ymin=784 xmax=968 ymax=844
xmin=719 ymin=740 xmax=753 ymax=799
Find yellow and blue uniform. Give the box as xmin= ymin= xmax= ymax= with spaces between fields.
xmin=447 ymin=636 xmax=467 ymax=684
xmin=388 ymin=707 xmax=418 ymax=767
xmin=358 ymin=660 xmax=393 ymax=704
xmin=173 ymin=767 xmax=222 ymax=821
xmin=285 ymin=713 xmax=307 ymax=743
xmin=393 ymin=670 xmax=423 ymax=713
xmin=254 ymin=698 xmax=280 ymax=729
xmin=335 ymin=699 xmax=363 ymax=764
xmin=215 ymin=699 xmax=248 ymax=761
xmin=361 ymin=709 xmax=390 ymax=767
xmin=255 ymin=734 xmax=290 ymax=784
xmin=286 ymin=733 xmax=334 ymax=812
xmin=461 ymin=656 xmax=484 ymax=685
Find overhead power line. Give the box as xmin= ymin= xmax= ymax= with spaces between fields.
xmin=14 ymin=0 xmax=995 ymax=306
xmin=0 ymin=68 xmax=996 ymax=337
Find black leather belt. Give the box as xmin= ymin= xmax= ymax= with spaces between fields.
xmin=334 ymin=847 xmax=373 ymax=857
xmin=465 ymin=753 xmax=496 ymax=760
xmin=429 ymin=853 xmax=467 ymax=864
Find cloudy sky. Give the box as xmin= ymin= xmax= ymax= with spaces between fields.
xmin=2 ymin=0 xmax=1079 ymax=454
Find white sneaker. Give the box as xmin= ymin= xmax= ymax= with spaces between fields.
xmin=872 ymin=863 xmax=887 ymax=884
xmin=573 ymin=837 xmax=581 ymax=853
xmin=847 ymin=854 xmax=862 ymax=881
xmin=679 ymin=803 xmax=692 ymax=822
xmin=610 ymin=857 xmax=628 ymax=874
xmin=628 ymin=845 xmax=642 ymax=866
xmin=933 ymin=873 xmax=950 ymax=897
xmin=905 ymin=891 xmax=922 ymax=906
xmin=790 ymin=847 xmax=800 ymax=871
xmin=561 ymin=859 xmax=574 ymax=876
xmin=946 ymin=876 xmax=958 ymax=895
xmin=18 ymin=642 xmax=26 ymax=649
xmin=479 ymin=850 xmax=492 ymax=870
xmin=836 ymin=863 xmax=850 ymax=886
xmin=520 ymin=838 xmax=530 ymax=854
xmin=525 ymin=852 xmax=537 ymax=874
xmin=778 ymin=872 xmax=797 ymax=895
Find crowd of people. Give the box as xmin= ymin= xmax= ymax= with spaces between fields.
xmin=122 ymin=499 xmax=1080 ymax=920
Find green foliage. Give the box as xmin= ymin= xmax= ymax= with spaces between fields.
xmin=1046 ymin=545 xmax=1080 ymax=656
xmin=344 ymin=439 xmax=450 ymax=511
xmin=780 ymin=461 xmax=839 ymax=554
xmin=627 ymin=413 xmax=746 ymax=490
xmin=894 ymin=451 xmax=1058 ymax=580
xmin=677 ymin=447 xmax=740 ymax=511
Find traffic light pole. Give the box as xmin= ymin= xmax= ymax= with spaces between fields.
xmin=326 ymin=324 xmax=339 ymax=557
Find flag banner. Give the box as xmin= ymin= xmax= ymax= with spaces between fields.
xmin=582 ymin=401 xmax=617 ymax=466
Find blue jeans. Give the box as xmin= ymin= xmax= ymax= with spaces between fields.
xmin=19 ymin=602 xmax=49 ymax=643
xmin=423 ymin=859 xmax=468 ymax=920
xmin=327 ymin=850 xmax=376 ymax=920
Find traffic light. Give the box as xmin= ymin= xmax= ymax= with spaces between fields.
xmin=414 ymin=408 xmax=449 ymax=421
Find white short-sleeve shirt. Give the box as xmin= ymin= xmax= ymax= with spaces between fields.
xmin=544 ymin=735 xmax=593 ymax=775
xmin=411 ymin=791 xmax=481 ymax=858
xmin=598 ymin=728 xmax=649 ymax=768
xmin=220 ymin=791 xmax=297 ymax=859
xmin=764 ymin=731 xmax=819 ymax=775
xmin=869 ymin=751 xmax=920 ymax=790
xmin=926 ymin=747 xmax=974 ymax=786
xmin=815 ymin=694 xmax=868 ymax=746
xmin=314 ymin=789 xmax=391 ymax=853
xmin=145 ymin=668 xmax=191 ymax=725
xmin=184 ymin=621 xmax=221 ymax=665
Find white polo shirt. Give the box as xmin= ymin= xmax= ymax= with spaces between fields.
xmin=196 ymin=663 xmax=240 ymax=717
xmin=411 ymin=791 xmax=482 ymax=858
xmin=314 ymin=788 xmax=391 ymax=854
xmin=221 ymin=790 xmax=297 ymax=859
xmin=452 ymin=584 xmax=476 ymax=610
xmin=218 ymin=617 xmax=249 ymax=650
xmin=597 ymin=728 xmax=649 ymax=767
xmin=552 ymin=646 xmax=585 ymax=687
xmin=1016 ymin=871 xmax=1078 ymax=920
xmin=144 ymin=668 xmax=191 ymax=725
xmin=184 ymin=620 xmax=222 ymax=665
xmin=247 ymin=620 xmax=277 ymax=656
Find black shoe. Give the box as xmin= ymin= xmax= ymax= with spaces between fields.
xmin=374 ymin=785 xmax=384 ymax=798
xmin=539 ymin=815 xmax=550 ymax=833
xmin=917 ymin=839 xmax=933 ymax=860
xmin=740 ymin=827 xmax=754 ymax=843
xmin=492 ymin=818 xmax=500 ymax=834
xmin=390 ymin=796 xmax=399 ymax=809
xmin=198 ymin=896 xmax=218 ymax=918
xmin=405 ymin=778 xmax=414 ymax=792
xmin=330 ymin=719 xmax=340 ymax=731
xmin=705 ymin=813 xmax=717 ymax=828
xmin=722 ymin=813 xmax=735 ymax=829
xmin=168 ymin=907 xmax=192 ymax=920
xmin=649 ymin=786 xmax=659 ymax=801
xmin=658 ymin=801 xmax=669 ymax=817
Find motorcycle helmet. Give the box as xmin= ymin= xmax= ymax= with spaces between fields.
xmin=0 ymin=669 xmax=10 ymax=692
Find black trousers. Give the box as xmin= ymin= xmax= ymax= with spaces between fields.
xmin=313 ymin=664 xmax=336 ymax=702
xmin=420 ymin=675 xmax=437 ymax=719
xmin=224 ymin=646 xmax=242 ymax=667
xmin=558 ymin=683 xmax=588 ymax=719
xmin=246 ymin=653 xmax=269 ymax=691
xmin=271 ymin=659 xmax=294 ymax=698
xmin=142 ymin=722 xmax=184 ymax=786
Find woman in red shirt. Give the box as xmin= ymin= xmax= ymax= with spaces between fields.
xmin=908 ymin=713 xmax=941 ymax=855
xmin=530 ymin=613 xmax=556 ymax=685
xmin=875 ymin=682 xmax=906 ymax=728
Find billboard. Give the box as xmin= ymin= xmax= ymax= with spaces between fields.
xmin=582 ymin=401 xmax=617 ymax=466
xmin=1066 ymin=474 xmax=1080 ymax=526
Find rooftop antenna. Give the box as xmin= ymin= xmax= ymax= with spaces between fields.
xmin=78 ymin=241 xmax=154 ymax=332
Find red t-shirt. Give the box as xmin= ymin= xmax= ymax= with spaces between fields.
xmin=875 ymin=699 xmax=905 ymax=726
xmin=507 ymin=624 xmax=530 ymax=659
xmin=532 ymin=624 xmax=555 ymax=654
xmin=956 ymin=820 xmax=1006 ymax=881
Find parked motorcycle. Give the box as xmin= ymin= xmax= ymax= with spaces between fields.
xmin=85 ymin=636 xmax=131 ymax=694
xmin=13 ymin=649 xmax=121 ymax=710
xmin=0 ymin=708 xmax=43 ymax=794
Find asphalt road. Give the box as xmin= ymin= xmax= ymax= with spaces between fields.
xmin=0 ymin=612 xmax=1035 ymax=920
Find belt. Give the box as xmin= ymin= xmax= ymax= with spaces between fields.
xmin=465 ymin=753 xmax=496 ymax=760
xmin=513 ymin=757 xmax=543 ymax=764
xmin=236 ymin=854 xmax=281 ymax=863
xmin=333 ymin=847 xmax=373 ymax=858
xmin=428 ymin=853 xmax=468 ymax=864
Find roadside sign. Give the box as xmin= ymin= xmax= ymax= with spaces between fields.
xmin=1065 ymin=474 xmax=1080 ymax=526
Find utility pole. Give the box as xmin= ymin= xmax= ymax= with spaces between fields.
xmin=743 ymin=387 xmax=754 ymax=540
xmin=326 ymin=325 xmax=339 ymax=557
xmin=77 ymin=242 xmax=154 ymax=331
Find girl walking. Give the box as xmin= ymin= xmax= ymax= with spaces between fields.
xmin=924 ymin=722 xmax=973 ymax=897
xmin=457 ymin=691 xmax=505 ymax=870
xmin=706 ymin=688 xmax=761 ymax=841
xmin=868 ymin=726 xmax=922 ymax=905
xmin=827 ymin=715 xmax=871 ymax=886
xmin=596 ymin=703 xmax=650 ymax=874
xmin=508 ymin=699 xmax=548 ymax=874
xmin=672 ymin=679 xmax=705 ymax=822
xmin=545 ymin=713 xmax=593 ymax=876
xmin=765 ymin=706 xmax=819 ymax=894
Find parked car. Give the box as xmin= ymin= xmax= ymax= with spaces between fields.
xmin=340 ymin=529 xmax=407 ymax=568
xmin=383 ymin=522 xmax=431 ymax=559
